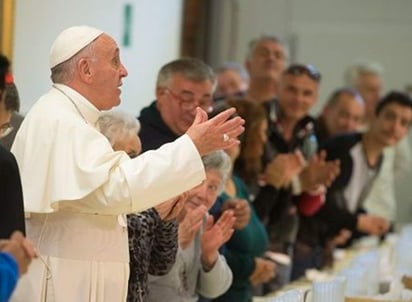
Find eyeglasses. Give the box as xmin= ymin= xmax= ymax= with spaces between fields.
xmin=284 ymin=64 xmax=321 ymax=82
xmin=0 ymin=123 xmax=13 ymax=138
xmin=166 ymin=88 xmax=212 ymax=111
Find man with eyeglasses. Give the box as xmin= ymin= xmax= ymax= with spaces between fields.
xmin=138 ymin=58 xmax=215 ymax=152
xmin=138 ymin=58 xmax=249 ymax=226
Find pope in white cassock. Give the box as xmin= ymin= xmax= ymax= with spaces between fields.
xmin=10 ymin=26 xmax=244 ymax=302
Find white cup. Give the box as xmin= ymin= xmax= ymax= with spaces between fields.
xmin=351 ymin=251 xmax=379 ymax=295
xmin=270 ymin=289 xmax=302 ymax=302
xmin=311 ymin=277 xmax=345 ymax=302
xmin=340 ymin=267 xmax=368 ymax=297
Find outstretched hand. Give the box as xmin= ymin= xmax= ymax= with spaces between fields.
xmin=200 ymin=210 xmax=235 ymax=270
xmin=221 ymin=199 xmax=251 ymax=230
xmin=249 ymin=257 xmax=276 ymax=286
xmin=186 ymin=107 xmax=245 ymax=156
xmin=155 ymin=192 xmax=188 ymax=221
xmin=357 ymin=214 xmax=390 ymax=235
xmin=178 ymin=205 xmax=208 ymax=249
xmin=300 ymin=150 xmax=340 ymax=191
xmin=264 ymin=151 xmax=306 ymax=188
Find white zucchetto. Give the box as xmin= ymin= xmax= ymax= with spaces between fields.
xmin=49 ymin=25 xmax=103 ymax=69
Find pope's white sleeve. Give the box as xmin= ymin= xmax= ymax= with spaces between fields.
xmin=60 ymin=135 xmax=205 ymax=215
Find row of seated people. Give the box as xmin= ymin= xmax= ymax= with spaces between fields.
xmin=210 ymin=34 xmax=411 ymax=297
xmin=98 ymin=57 xmax=412 ymax=302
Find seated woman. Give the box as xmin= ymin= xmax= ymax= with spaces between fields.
xmin=148 ymin=150 xmax=235 ymax=302
xmin=98 ymin=111 xmax=187 ymax=302
xmin=210 ymin=99 xmax=305 ymax=301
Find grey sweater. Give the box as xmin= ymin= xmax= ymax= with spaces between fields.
xmin=148 ymin=230 xmax=232 ymax=302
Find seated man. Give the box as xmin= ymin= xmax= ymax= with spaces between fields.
xmin=253 ymin=64 xmax=340 ymax=283
xmin=345 ymin=62 xmax=411 ymax=222
xmin=148 ymin=151 xmax=235 ymax=302
xmin=315 ymin=88 xmax=365 ymax=145
xmin=317 ymin=91 xmax=412 ymax=242
xmin=214 ymin=62 xmax=249 ymax=101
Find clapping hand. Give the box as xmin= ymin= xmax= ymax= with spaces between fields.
xmin=221 ymin=199 xmax=250 ymax=230
xmin=249 ymin=257 xmax=276 ymax=286
xmin=299 ymin=150 xmax=340 ymax=191
xmin=357 ymin=214 xmax=390 ymax=235
xmin=264 ymin=151 xmax=306 ymax=188
xmin=200 ymin=210 xmax=235 ymax=270
xmin=178 ymin=205 xmax=208 ymax=249
xmin=155 ymin=192 xmax=188 ymax=221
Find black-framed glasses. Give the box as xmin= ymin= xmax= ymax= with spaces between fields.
xmin=166 ymin=88 xmax=212 ymax=111
xmin=284 ymin=64 xmax=321 ymax=82
xmin=0 ymin=123 xmax=13 ymax=138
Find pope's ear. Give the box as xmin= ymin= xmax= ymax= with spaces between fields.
xmin=77 ymin=58 xmax=93 ymax=83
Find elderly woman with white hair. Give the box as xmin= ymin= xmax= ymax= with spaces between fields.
xmin=98 ymin=111 xmax=188 ymax=302
xmin=148 ymin=150 xmax=235 ymax=302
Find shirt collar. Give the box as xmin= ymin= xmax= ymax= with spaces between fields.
xmin=53 ymin=83 xmax=101 ymax=127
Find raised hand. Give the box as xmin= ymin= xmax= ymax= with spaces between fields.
xmin=200 ymin=210 xmax=235 ymax=270
xmin=221 ymin=199 xmax=251 ymax=230
xmin=186 ymin=107 xmax=245 ymax=156
xmin=249 ymin=257 xmax=276 ymax=286
xmin=330 ymin=228 xmax=352 ymax=246
xmin=299 ymin=150 xmax=340 ymax=191
xmin=154 ymin=192 xmax=188 ymax=221
xmin=357 ymin=214 xmax=390 ymax=235
xmin=178 ymin=205 xmax=208 ymax=249
xmin=264 ymin=151 xmax=306 ymax=188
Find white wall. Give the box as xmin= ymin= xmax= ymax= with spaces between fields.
xmin=210 ymin=0 xmax=412 ymax=223
xmin=13 ymin=0 xmax=183 ymax=116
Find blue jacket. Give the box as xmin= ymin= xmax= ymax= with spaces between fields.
xmin=0 ymin=252 xmax=18 ymax=302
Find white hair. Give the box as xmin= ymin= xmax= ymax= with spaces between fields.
xmin=216 ymin=61 xmax=250 ymax=82
xmin=246 ymin=34 xmax=289 ymax=61
xmin=344 ymin=61 xmax=384 ymax=87
xmin=97 ymin=110 xmax=140 ymax=146
xmin=201 ymin=150 xmax=232 ymax=194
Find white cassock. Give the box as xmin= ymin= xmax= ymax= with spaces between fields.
xmin=10 ymin=84 xmax=205 ymax=302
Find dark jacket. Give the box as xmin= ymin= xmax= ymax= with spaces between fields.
xmin=316 ymin=133 xmax=382 ymax=237
xmin=255 ymin=100 xmax=318 ymax=253
xmin=0 ymin=145 xmax=25 ymax=239
xmin=138 ymin=101 xmax=179 ymax=152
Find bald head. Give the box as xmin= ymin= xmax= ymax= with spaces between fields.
xmin=322 ymin=88 xmax=365 ymax=137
